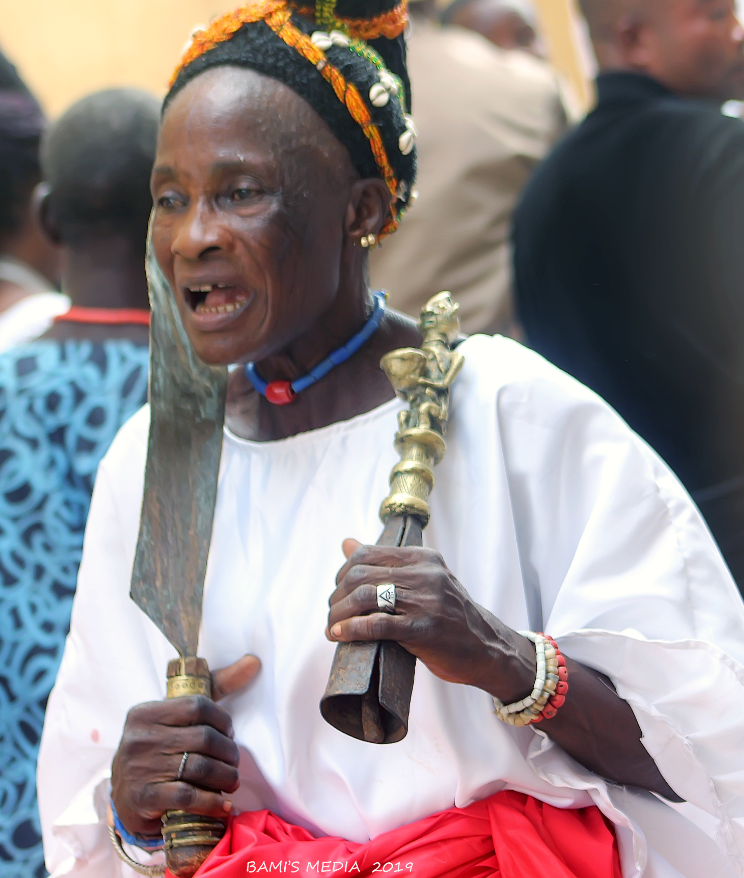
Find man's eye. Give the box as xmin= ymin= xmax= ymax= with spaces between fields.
xmin=230 ymin=187 xmax=258 ymax=202
xmin=157 ymin=194 xmax=181 ymax=210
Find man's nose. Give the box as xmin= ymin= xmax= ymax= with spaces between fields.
xmin=171 ymin=202 xmax=227 ymax=260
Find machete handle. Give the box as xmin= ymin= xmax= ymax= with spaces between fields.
xmin=162 ymin=657 xmax=226 ymax=878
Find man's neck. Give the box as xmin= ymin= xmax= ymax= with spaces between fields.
xmin=62 ymin=236 xmax=149 ymax=311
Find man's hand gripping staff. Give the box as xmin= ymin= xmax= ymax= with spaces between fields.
xmin=320 ymin=292 xmax=465 ymax=743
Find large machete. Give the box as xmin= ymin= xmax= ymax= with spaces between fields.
xmin=130 ymin=247 xmax=228 ymax=878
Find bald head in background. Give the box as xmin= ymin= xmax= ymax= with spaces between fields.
xmin=442 ymin=0 xmax=543 ymax=55
xmin=579 ymin=0 xmax=744 ymax=100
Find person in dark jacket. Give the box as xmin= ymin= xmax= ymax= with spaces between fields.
xmin=513 ymin=0 xmax=744 ymax=591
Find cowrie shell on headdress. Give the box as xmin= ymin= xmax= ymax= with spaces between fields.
xmin=399 ymin=128 xmax=415 ymax=155
xmin=329 ymin=30 xmax=351 ymax=47
xmin=369 ymin=83 xmax=390 ymax=107
xmin=403 ymin=114 xmax=418 ymax=136
xmin=379 ymin=70 xmax=398 ymax=92
xmin=311 ymin=31 xmax=333 ymax=50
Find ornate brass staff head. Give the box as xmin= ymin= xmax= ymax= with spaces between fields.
xmin=379 ymin=292 xmax=465 ymax=528
xmin=321 ymin=292 xmax=465 ymax=744
xmin=419 ymin=291 xmax=461 ymax=346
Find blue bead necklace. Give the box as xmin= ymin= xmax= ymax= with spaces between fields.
xmin=245 ymin=291 xmax=387 ymax=405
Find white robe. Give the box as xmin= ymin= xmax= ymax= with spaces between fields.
xmin=37 ymin=335 xmax=744 ymax=878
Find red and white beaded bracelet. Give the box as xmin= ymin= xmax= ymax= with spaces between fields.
xmin=492 ymin=631 xmax=569 ymax=727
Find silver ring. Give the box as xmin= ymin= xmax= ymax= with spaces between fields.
xmin=376 ymin=583 xmax=396 ymax=612
xmin=176 ymin=752 xmax=189 ymax=781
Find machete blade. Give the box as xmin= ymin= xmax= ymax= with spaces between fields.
xmin=130 ymin=245 xmax=228 ymax=657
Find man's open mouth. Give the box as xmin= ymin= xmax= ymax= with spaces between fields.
xmin=185 ymin=283 xmax=250 ymax=316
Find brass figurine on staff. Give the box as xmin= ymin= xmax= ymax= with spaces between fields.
xmin=321 ymin=292 xmax=464 ymax=744
xmin=379 ymin=292 xmax=464 ymax=527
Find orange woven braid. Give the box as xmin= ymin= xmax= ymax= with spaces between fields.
xmin=263 ymin=5 xmax=399 ymax=234
xmin=170 ymin=1 xmax=401 ymax=236
xmin=171 ymin=0 xmax=284 ymax=88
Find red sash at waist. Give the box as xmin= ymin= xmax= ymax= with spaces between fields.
xmin=183 ymin=790 xmax=622 ymax=878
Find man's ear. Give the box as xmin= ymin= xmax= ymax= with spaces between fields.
xmin=33 ymin=182 xmax=61 ymax=246
xmin=616 ymin=14 xmax=655 ymax=70
xmin=345 ymin=177 xmax=392 ymax=242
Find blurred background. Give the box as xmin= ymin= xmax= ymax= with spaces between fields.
xmin=0 ymin=0 xmax=592 ymax=116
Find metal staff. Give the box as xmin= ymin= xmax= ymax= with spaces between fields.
xmin=129 ymin=247 xmax=228 ymax=877
xmin=321 ymin=292 xmax=464 ymax=744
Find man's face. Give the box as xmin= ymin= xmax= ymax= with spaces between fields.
xmin=151 ymin=67 xmax=358 ymax=367
xmin=644 ymin=0 xmax=744 ymax=100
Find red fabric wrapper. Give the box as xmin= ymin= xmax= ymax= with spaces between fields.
xmin=178 ymin=790 xmax=622 ymax=878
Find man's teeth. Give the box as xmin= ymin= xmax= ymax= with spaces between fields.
xmin=190 ymin=283 xmax=228 ymax=293
xmin=194 ymin=297 xmax=248 ymax=315
xmin=187 ymin=283 xmax=249 ymax=316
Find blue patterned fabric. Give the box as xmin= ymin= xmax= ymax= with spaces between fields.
xmin=0 ymin=340 xmax=149 ymax=877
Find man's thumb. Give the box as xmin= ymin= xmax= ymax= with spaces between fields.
xmin=211 ymin=654 xmax=261 ymax=702
xmin=342 ymin=538 xmax=363 ymax=560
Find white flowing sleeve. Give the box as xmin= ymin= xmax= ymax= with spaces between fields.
xmin=489 ymin=341 xmax=744 ymax=874
xmin=37 ymin=407 xmax=170 ymax=877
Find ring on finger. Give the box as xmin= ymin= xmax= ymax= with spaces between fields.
xmin=176 ymin=752 xmax=189 ymax=782
xmin=376 ymin=583 xmax=396 ymax=613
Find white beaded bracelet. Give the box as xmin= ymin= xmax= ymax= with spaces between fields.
xmin=492 ymin=631 xmax=559 ymax=727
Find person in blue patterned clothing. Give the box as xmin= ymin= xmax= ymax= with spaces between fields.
xmin=0 ymin=88 xmax=159 ymax=878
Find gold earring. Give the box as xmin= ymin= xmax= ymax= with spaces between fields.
xmin=367 ymin=234 xmax=377 ymax=248
xmin=360 ymin=235 xmax=370 ymax=248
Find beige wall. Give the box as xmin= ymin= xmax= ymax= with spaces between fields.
xmin=533 ymin=0 xmax=594 ymax=113
xmin=0 ymin=0 xmax=594 ymax=118
xmin=0 ymin=0 xmax=237 ymax=117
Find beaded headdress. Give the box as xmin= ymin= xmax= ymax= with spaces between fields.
xmin=168 ymin=0 xmax=416 ymax=238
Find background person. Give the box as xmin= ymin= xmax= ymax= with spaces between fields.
xmin=0 ymin=49 xmax=65 ymax=350
xmin=0 ymin=87 xmax=157 ymax=878
xmin=369 ymin=0 xmax=568 ymax=335
xmin=513 ymin=0 xmax=744 ymax=591
xmin=441 ymin=0 xmax=544 ymax=56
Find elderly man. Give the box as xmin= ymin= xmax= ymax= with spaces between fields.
xmin=37 ymin=2 xmax=744 ymax=877
xmin=514 ymin=0 xmax=744 ymax=591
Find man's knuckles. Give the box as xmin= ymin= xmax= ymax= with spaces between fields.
xmin=359 ymin=612 xmax=398 ymax=640
xmin=126 ymin=700 xmax=168 ymax=726
xmin=172 ymin=782 xmax=200 ymax=811
xmin=183 ymin=753 xmax=239 ymax=790
xmin=176 ymin=694 xmax=218 ymax=724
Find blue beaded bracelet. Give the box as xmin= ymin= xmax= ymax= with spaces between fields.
xmin=110 ymin=798 xmax=164 ymax=851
